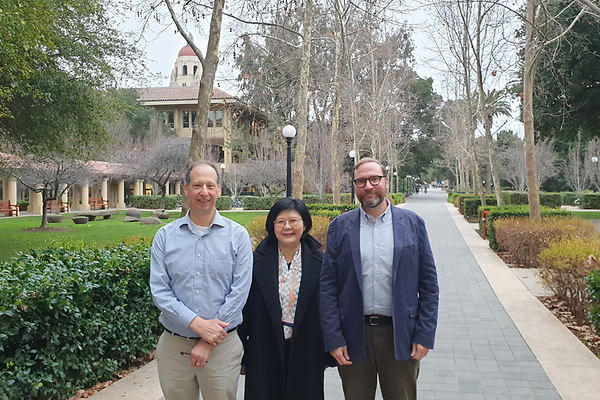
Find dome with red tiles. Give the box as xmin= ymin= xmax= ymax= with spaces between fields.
xmin=178 ymin=44 xmax=200 ymax=57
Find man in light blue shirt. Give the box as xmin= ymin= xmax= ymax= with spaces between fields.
xmin=151 ymin=160 xmax=252 ymax=400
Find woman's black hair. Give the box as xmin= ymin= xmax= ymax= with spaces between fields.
xmin=265 ymin=197 xmax=312 ymax=239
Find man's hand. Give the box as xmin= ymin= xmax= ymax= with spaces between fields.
xmin=189 ymin=317 xmax=229 ymax=346
xmin=190 ymin=340 xmax=214 ymax=368
xmin=330 ymin=346 xmax=352 ymax=366
xmin=411 ymin=343 xmax=430 ymax=360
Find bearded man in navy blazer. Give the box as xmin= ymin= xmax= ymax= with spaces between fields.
xmin=320 ymin=158 xmax=439 ymax=400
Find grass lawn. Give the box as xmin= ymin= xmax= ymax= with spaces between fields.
xmin=0 ymin=210 xmax=267 ymax=262
xmin=571 ymin=211 xmax=600 ymax=220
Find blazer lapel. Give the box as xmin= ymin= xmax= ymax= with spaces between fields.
xmin=348 ymin=209 xmax=363 ymax=294
xmin=293 ymin=242 xmax=320 ymax=341
xmin=391 ymin=206 xmax=405 ymax=284
xmin=253 ymin=244 xmax=284 ymax=341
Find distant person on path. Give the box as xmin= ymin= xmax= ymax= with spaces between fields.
xmin=150 ymin=160 xmax=253 ymax=400
xmin=240 ymin=198 xmax=333 ymax=400
xmin=320 ymin=157 xmax=439 ymax=400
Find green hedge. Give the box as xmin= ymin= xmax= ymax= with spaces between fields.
xmin=463 ymin=195 xmax=497 ymax=220
xmin=390 ymin=193 xmax=404 ymax=204
xmin=0 ymin=239 xmax=160 ymax=400
xmin=501 ymin=191 xmax=563 ymax=208
xmin=306 ymin=203 xmax=359 ymax=219
xmin=561 ymin=192 xmax=579 ymax=206
xmin=478 ymin=205 xmax=571 ymax=251
xmin=580 ymin=193 xmax=600 ymax=209
xmin=239 ymin=196 xmax=283 ymax=210
xmin=215 ymin=196 xmax=232 ymax=210
xmin=126 ymin=195 xmax=179 ymax=210
xmin=589 ymin=270 xmax=600 ymax=334
xmin=17 ymin=200 xmax=29 ymax=212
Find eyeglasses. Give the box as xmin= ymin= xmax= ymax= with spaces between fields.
xmin=353 ymin=175 xmax=386 ymax=188
xmin=274 ymin=218 xmax=302 ymax=228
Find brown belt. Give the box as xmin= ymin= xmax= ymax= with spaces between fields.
xmin=365 ymin=315 xmax=393 ymax=326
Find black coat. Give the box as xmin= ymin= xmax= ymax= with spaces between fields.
xmin=239 ymin=234 xmax=332 ymax=400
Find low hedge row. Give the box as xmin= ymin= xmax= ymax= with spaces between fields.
xmin=0 ymin=239 xmax=160 ymax=400
xmin=478 ymin=205 xmax=571 ymax=251
xmin=389 ymin=193 xmax=404 ymax=204
xmin=462 ymin=196 xmax=497 ymax=220
xmin=589 ymin=270 xmax=600 ymax=334
xmin=580 ymin=193 xmax=600 ymax=209
xmin=239 ymin=196 xmax=283 ymax=210
xmin=126 ymin=195 xmax=179 ymax=210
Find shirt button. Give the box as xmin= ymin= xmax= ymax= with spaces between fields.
xmin=197 ymin=254 xmax=201 ymax=257
xmin=196 ymin=290 xmax=199 ymax=293
xmin=196 ymin=309 xmax=198 ymax=312
xmin=197 ymin=272 xmax=200 ymax=275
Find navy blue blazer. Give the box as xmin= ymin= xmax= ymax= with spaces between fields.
xmin=320 ymin=205 xmax=439 ymax=362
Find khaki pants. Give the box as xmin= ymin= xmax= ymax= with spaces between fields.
xmin=156 ymin=330 xmax=243 ymax=400
xmin=338 ymin=324 xmax=420 ymax=400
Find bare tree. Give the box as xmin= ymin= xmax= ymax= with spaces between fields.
xmin=565 ymin=133 xmax=590 ymax=193
xmin=4 ymin=153 xmax=88 ymax=228
xmin=584 ymin=138 xmax=600 ymax=191
xmin=222 ymin=163 xmax=247 ymax=198
xmin=128 ymin=137 xmax=189 ymax=209
xmin=242 ymin=157 xmax=287 ymax=197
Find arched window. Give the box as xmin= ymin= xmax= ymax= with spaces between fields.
xmin=193 ymin=66 xmax=198 ymax=75
xmin=183 ymin=65 xmax=188 ymax=76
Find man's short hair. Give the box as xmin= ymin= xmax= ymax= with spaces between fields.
xmin=353 ymin=157 xmax=387 ymax=178
xmin=185 ymin=160 xmax=221 ymax=186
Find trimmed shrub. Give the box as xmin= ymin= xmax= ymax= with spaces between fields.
xmin=463 ymin=195 xmax=496 ymax=221
xmin=479 ymin=205 xmax=571 ymax=251
xmin=0 ymin=238 xmax=160 ymax=400
xmin=538 ymin=237 xmax=600 ymax=322
xmin=215 ymin=196 xmax=231 ymax=211
xmin=502 ymin=191 xmax=529 ymax=205
xmin=321 ymin=193 xmax=352 ymax=204
xmin=389 ymin=193 xmax=404 ymax=204
xmin=494 ymin=217 xmax=597 ymax=268
xmin=561 ymin=192 xmax=579 ymax=206
xmin=240 ymin=196 xmax=283 ymax=210
xmin=580 ymin=193 xmax=600 ymax=209
xmin=589 ymin=270 xmax=600 ymax=333
xmin=540 ymin=193 xmax=562 ymax=208
xmin=246 ymin=214 xmax=331 ymax=250
xmin=17 ymin=200 xmax=29 ymax=212
xmin=126 ymin=195 xmax=179 ymax=210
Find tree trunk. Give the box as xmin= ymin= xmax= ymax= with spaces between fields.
xmin=484 ymin=116 xmax=504 ymax=205
xmin=524 ymin=0 xmax=541 ymax=219
xmin=292 ymin=0 xmax=313 ymax=199
xmin=331 ymin=13 xmax=342 ymax=204
xmin=166 ymin=0 xmax=226 ymax=217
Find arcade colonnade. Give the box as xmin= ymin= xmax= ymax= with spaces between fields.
xmin=1 ymin=176 xmax=182 ymax=215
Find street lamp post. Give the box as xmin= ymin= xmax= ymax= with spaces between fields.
xmin=593 ymin=156 xmax=599 ymax=192
xmin=220 ymin=164 xmax=226 ymax=193
xmin=393 ymin=171 xmax=397 ymax=193
xmin=349 ymin=150 xmax=355 ymax=203
xmin=283 ymin=125 xmax=297 ymax=197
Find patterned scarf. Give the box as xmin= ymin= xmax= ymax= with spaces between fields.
xmin=278 ymin=247 xmax=302 ymax=340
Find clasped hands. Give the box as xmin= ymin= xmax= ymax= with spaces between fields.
xmin=188 ymin=317 xmax=230 ymax=368
xmin=330 ymin=343 xmax=430 ymax=366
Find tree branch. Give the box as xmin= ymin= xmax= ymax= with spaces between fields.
xmin=163 ymin=0 xmax=206 ymax=68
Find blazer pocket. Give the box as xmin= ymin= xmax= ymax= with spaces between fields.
xmin=409 ymin=306 xmax=418 ymax=319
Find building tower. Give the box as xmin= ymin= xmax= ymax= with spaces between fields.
xmin=169 ymin=39 xmax=202 ymax=87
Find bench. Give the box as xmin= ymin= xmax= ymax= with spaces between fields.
xmin=89 ymin=197 xmax=109 ymax=210
xmin=0 ymin=200 xmax=19 ymax=217
xmin=481 ymin=210 xmax=490 ymax=239
xmin=47 ymin=199 xmax=70 ymax=213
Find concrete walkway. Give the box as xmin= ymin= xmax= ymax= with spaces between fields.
xmin=88 ymin=189 xmax=600 ymax=400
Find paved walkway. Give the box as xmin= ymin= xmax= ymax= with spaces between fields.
xmin=88 ymin=189 xmax=600 ymax=400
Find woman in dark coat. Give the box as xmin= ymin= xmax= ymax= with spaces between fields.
xmin=239 ymin=198 xmax=332 ymax=400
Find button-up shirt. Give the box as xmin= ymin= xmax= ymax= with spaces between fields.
xmin=360 ymin=200 xmax=394 ymax=316
xmin=150 ymin=210 xmax=253 ymax=337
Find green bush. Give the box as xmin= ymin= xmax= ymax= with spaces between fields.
xmin=17 ymin=200 xmax=29 ymax=212
xmin=215 ymin=196 xmax=231 ymax=211
xmin=126 ymin=195 xmax=180 ymax=210
xmin=240 ymin=196 xmax=283 ymax=210
xmin=589 ymin=269 xmax=600 ymax=333
xmin=501 ymin=191 xmax=527 ymax=205
xmin=389 ymin=193 xmax=404 ymax=204
xmin=561 ymin=192 xmax=579 ymax=206
xmin=540 ymin=193 xmax=563 ymax=208
xmin=463 ymin=196 xmax=497 ymax=220
xmin=580 ymin=193 xmax=600 ymax=209
xmin=321 ymin=194 xmax=352 ymax=204
xmin=478 ymin=205 xmax=571 ymax=251
xmin=0 ymin=239 xmax=160 ymax=400
xmin=538 ymin=237 xmax=600 ymax=322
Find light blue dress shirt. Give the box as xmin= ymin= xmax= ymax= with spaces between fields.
xmin=150 ymin=210 xmax=253 ymax=337
xmin=360 ymin=200 xmax=394 ymax=316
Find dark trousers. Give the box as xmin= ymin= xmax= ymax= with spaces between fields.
xmin=338 ymin=324 xmax=419 ymax=400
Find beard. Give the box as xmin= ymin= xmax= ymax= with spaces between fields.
xmin=359 ymin=191 xmax=385 ymax=208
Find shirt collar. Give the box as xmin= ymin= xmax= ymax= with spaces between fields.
xmin=359 ymin=198 xmax=391 ymax=222
xmin=178 ymin=209 xmax=225 ymax=230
